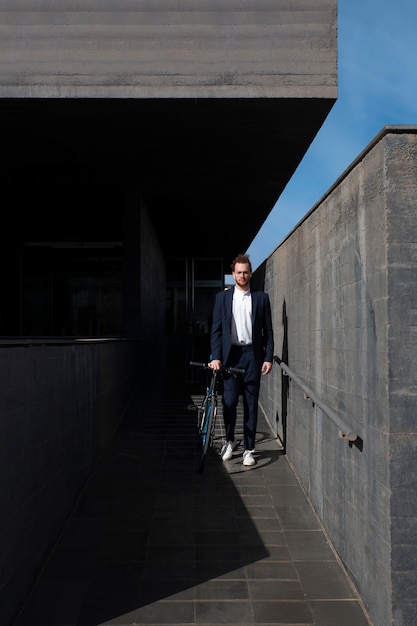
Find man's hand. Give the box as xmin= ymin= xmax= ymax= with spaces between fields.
xmin=261 ymin=361 xmax=273 ymax=375
xmin=209 ymin=359 xmax=222 ymax=371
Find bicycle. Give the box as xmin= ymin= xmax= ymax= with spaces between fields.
xmin=189 ymin=361 xmax=245 ymax=473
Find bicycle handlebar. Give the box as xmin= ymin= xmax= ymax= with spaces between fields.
xmin=189 ymin=361 xmax=245 ymax=375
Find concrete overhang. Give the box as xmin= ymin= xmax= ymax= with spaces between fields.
xmin=1 ymin=96 xmax=335 ymax=269
xmin=0 ymin=1 xmax=337 ymax=268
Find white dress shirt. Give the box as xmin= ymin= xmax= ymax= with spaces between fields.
xmin=231 ymin=288 xmax=252 ymax=345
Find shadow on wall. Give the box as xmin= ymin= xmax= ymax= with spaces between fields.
xmin=280 ymin=299 xmax=289 ymax=452
xmin=250 ymin=260 xmax=266 ymax=290
xmin=252 ymin=262 xmax=289 ymax=452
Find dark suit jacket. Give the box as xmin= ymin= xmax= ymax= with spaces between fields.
xmin=210 ymin=286 xmax=274 ymax=368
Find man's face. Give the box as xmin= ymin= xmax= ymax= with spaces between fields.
xmin=233 ymin=263 xmax=252 ymax=289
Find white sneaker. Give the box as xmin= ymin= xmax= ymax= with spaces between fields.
xmin=220 ymin=440 xmax=236 ymax=461
xmin=243 ymin=449 xmax=256 ymax=466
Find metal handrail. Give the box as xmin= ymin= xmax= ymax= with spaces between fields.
xmin=273 ymin=355 xmax=358 ymax=442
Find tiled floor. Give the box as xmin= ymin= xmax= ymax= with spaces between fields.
xmin=13 ymin=361 xmax=373 ymax=626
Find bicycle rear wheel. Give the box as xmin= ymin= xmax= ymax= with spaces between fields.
xmin=198 ymin=395 xmax=217 ymax=473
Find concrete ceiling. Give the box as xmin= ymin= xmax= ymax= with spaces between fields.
xmin=1 ymin=97 xmax=334 ymax=269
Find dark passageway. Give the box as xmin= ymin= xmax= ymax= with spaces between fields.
xmin=13 ymin=343 xmax=371 ymax=626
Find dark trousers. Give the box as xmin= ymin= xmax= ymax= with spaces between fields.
xmin=223 ymin=345 xmax=261 ymax=451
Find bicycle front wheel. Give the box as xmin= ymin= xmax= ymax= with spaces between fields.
xmin=198 ymin=395 xmax=217 ymax=473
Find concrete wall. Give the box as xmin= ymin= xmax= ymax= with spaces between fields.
xmin=0 ymin=339 xmax=139 ymax=625
xmin=0 ymin=0 xmax=336 ymax=99
xmin=1 ymin=199 xmax=166 ymax=626
xmin=258 ymin=127 xmax=417 ymax=626
xmin=123 ymin=192 xmax=166 ymax=338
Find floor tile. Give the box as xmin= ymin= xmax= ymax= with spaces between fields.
xmin=11 ymin=367 xmax=372 ymax=626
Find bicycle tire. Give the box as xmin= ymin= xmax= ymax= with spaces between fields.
xmin=197 ymin=397 xmax=209 ymax=471
xmin=198 ymin=394 xmax=217 ymax=473
xmin=197 ymin=395 xmax=208 ymax=432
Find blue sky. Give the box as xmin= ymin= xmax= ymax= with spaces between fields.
xmin=246 ymin=0 xmax=417 ymax=271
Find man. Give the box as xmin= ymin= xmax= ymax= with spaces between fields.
xmin=209 ymin=253 xmax=274 ymax=466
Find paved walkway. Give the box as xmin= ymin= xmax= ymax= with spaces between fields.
xmin=14 ymin=360 xmax=372 ymax=626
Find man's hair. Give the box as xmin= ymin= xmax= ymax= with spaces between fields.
xmin=230 ymin=253 xmax=252 ymax=273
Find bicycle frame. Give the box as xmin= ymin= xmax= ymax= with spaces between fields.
xmin=190 ymin=361 xmax=244 ymax=473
